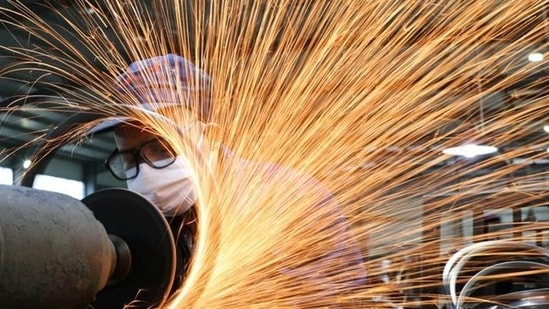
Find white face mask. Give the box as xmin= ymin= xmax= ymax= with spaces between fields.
xmin=126 ymin=156 xmax=197 ymax=216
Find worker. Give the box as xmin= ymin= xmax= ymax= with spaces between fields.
xmin=92 ymin=53 xmax=365 ymax=306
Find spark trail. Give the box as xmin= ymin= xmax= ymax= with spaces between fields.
xmin=0 ymin=0 xmax=548 ymax=307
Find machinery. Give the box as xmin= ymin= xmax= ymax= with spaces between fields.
xmin=443 ymin=240 xmax=549 ymax=308
xmin=0 ymin=184 xmax=177 ymax=309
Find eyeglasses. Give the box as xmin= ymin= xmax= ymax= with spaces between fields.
xmin=105 ymin=139 xmax=177 ymax=180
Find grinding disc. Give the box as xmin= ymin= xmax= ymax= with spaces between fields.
xmin=82 ymin=188 xmax=176 ymax=309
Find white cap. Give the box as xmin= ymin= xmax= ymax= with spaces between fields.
xmin=90 ymin=54 xmax=212 ymax=134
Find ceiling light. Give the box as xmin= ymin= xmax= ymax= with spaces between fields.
xmin=528 ymin=52 xmax=544 ymax=62
xmin=544 ymin=125 xmax=549 ymax=133
xmin=22 ymin=159 xmax=32 ymax=169
xmin=442 ymin=144 xmax=498 ymax=158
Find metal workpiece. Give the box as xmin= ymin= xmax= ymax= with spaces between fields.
xmin=82 ymin=188 xmax=176 ymax=309
xmin=0 ymin=184 xmax=114 ymax=309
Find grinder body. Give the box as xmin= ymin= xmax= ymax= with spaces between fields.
xmin=0 ymin=185 xmax=114 ymax=308
xmin=0 ymin=185 xmax=177 ymax=309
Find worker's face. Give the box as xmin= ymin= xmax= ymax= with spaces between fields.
xmin=109 ymin=125 xmax=179 ymax=180
xmin=111 ymin=109 xmax=218 ymax=177
xmin=113 ymin=125 xmax=160 ymax=154
xmin=112 ymin=124 xmax=200 ymax=216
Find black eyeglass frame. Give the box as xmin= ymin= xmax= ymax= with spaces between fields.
xmin=104 ymin=138 xmax=177 ymax=181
